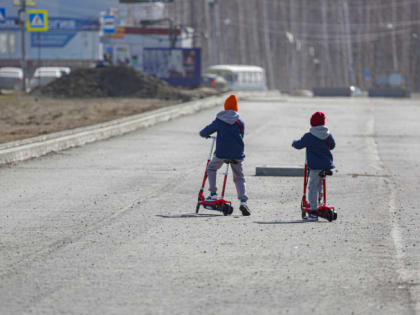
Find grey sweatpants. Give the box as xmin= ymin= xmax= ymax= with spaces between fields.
xmin=308 ymin=169 xmax=322 ymax=211
xmin=207 ymin=156 xmax=248 ymax=201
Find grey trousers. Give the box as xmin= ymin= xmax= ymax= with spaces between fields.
xmin=308 ymin=169 xmax=322 ymax=210
xmin=207 ymin=156 xmax=248 ymax=201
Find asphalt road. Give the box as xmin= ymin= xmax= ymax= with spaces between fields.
xmin=1 ymin=95 xmax=419 ymax=315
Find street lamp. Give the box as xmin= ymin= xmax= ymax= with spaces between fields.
xmin=208 ymin=0 xmax=218 ymax=65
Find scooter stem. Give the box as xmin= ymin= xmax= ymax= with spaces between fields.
xmin=303 ymin=163 xmax=308 ymax=195
xmin=221 ymin=162 xmax=229 ymax=199
xmin=208 ymin=136 xmax=216 ymax=160
xmin=200 ymin=136 xmax=216 ymax=191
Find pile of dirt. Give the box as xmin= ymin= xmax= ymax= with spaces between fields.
xmin=36 ymin=66 xmax=192 ymax=101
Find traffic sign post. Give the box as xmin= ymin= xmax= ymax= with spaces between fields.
xmin=102 ymin=15 xmax=115 ymax=34
xmin=13 ymin=0 xmax=36 ymax=7
xmin=27 ymin=9 xmax=48 ymax=32
xmin=18 ymin=1 xmax=27 ymax=93
xmin=0 ymin=8 xmax=6 ymax=24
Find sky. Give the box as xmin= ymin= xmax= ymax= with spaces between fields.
xmin=2 ymin=0 xmax=126 ymax=19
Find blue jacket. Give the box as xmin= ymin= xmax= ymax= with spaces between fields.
xmin=292 ymin=126 xmax=335 ymax=170
xmin=199 ymin=110 xmax=245 ymax=160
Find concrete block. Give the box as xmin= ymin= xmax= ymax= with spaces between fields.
xmin=313 ymin=87 xmax=351 ymax=97
xmin=256 ymin=167 xmax=304 ymax=177
xmin=368 ymin=88 xmax=410 ymax=98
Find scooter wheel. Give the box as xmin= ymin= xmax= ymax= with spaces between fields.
xmin=195 ymin=202 xmax=200 ymax=214
xmin=301 ymin=201 xmax=307 ymax=219
xmin=225 ymin=205 xmax=233 ymax=215
xmin=223 ymin=204 xmax=233 ymax=216
xmin=326 ymin=210 xmax=333 ymax=222
xmin=333 ymin=212 xmax=338 ymax=220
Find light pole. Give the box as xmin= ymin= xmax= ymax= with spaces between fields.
xmin=342 ymin=0 xmax=355 ymax=86
xmin=18 ymin=1 xmax=27 ymax=92
xmin=208 ymin=0 xmax=217 ymax=66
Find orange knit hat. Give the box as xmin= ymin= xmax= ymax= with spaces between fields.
xmin=224 ymin=94 xmax=238 ymax=111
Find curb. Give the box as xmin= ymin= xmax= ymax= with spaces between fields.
xmin=256 ymin=167 xmax=304 ymax=177
xmin=0 ymin=91 xmax=280 ymax=165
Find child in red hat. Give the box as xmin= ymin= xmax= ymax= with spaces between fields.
xmin=292 ymin=112 xmax=336 ymax=221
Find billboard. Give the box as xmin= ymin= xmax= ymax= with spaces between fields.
xmin=143 ymin=48 xmax=201 ymax=87
xmin=29 ymin=18 xmax=99 ymax=47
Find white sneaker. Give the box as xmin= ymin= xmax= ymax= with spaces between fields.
xmin=305 ymin=214 xmax=318 ymax=222
xmin=205 ymin=194 xmax=218 ymax=202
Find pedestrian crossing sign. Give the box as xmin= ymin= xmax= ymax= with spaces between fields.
xmin=0 ymin=8 xmax=6 ymax=24
xmin=27 ymin=9 xmax=48 ymax=32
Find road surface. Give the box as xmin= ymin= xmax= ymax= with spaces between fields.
xmin=1 ymin=95 xmax=419 ymax=314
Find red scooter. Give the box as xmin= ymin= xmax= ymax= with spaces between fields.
xmin=196 ymin=136 xmax=234 ymax=216
xmin=301 ymin=162 xmax=337 ymax=222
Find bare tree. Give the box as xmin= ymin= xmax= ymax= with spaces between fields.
xmin=168 ymin=0 xmax=420 ymax=92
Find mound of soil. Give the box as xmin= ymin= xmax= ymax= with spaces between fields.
xmin=36 ymin=66 xmax=192 ymax=101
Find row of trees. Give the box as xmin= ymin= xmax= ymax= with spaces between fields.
xmin=168 ymin=0 xmax=420 ymax=92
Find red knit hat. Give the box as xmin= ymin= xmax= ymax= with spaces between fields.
xmin=224 ymin=94 xmax=238 ymax=112
xmin=310 ymin=112 xmax=326 ymax=126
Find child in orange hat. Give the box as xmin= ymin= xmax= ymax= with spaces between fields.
xmin=199 ymin=94 xmax=250 ymax=216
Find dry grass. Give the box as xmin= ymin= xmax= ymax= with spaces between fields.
xmin=0 ymin=94 xmax=179 ymax=143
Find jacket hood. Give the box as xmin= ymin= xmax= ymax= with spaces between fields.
xmin=310 ymin=125 xmax=330 ymax=140
xmin=216 ymin=110 xmax=240 ymax=125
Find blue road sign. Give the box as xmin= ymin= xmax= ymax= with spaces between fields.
xmin=27 ymin=9 xmax=48 ymax=32
xmin=103 ymin=15 xmax=115 ymax=34
xmin=0 ymin=8 xmax=6 ymax=24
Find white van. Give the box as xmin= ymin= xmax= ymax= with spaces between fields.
xmin=0 ymin=67 xmax=24 ymax=91
xmin=206 ymin=65 xmax=268 ymax=91
xmin=29 ymin=67 xmax=71 ymax=91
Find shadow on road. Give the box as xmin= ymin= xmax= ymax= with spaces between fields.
xmin=156 ymin=213 xmax=222 ymax=219
xmin=254 ymin=220 xmax=328 ymax=224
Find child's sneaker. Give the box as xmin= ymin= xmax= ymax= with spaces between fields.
xmin=205 ymin=192 xmax=218 ymax=202
xmin=239 ymin=200 xmax=251 ymax=216
xmin=305 ymin=211 xmax=318 ymax=222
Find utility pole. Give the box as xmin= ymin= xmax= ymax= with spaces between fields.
xmin=208 ymin=0 xmax=217 ymax=66
xmin=18 ymin=1 xmax=27 ymax=93
xmin=262 ymin=0 xmax=274 ymax=89
xmin=168 ymin=19 xmax=177 ymax=48
xmin=236 ymin=0 xmax=246 ymax=64
xmin=391 ymin=0 xmax=399 ymax=71
xmin=342 ymin=0 xmax=355 ymax=85
xmin=288 ymin=0 xmax=298 ymax=91
xmin=320 ymin=0 xmax=331 ymax=87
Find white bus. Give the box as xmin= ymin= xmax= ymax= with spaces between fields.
xmin=206 ymin=65 xmax=268 ymax=91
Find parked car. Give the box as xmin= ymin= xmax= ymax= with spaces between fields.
xmin=28 ymin=67 xmax=71 ymax=92
xmin=201 ymin=73 xmax=227 ymax=89
xmin=0 ymin=67 xmax=24 ymax=91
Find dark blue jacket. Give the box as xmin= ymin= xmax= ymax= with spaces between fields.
xmin=292 ymin=126 xmax=335 ymax=170
xmin=200 ymin=110 xmax=245 ymax=160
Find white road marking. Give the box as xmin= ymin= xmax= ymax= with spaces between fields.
xmin=369 ymin=110 xmax=420 ymax=313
